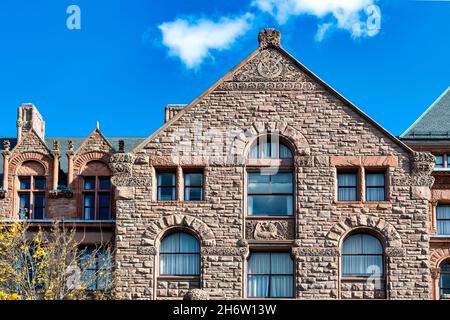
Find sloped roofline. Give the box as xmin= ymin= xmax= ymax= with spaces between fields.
xmin=400 ymin=86 xmax=450 ymax=139
xmin=133 ymin=44 xmax=414 ymax=155
xmin=74 ymin=127 xmax=115 ymax=155
xmin=11 ymin=128 xmax=53 ymax=155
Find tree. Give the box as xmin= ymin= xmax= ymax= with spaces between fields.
xmin=0 ymin=222 xmax=116 ymax=300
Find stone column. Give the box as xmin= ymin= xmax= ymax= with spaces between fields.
xmin=52 ymin=140 xmax=60 ymax=190
xmin=2 ymin=140 xmax=11 ymax=191
xmin=67 ymin=140 xmax=74 ymax=187
xmin=176 ymin=166 xmax=183 ymax=201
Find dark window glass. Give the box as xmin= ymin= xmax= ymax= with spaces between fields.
xmin=80 ymin=249 xmax=112 ymax=291
xmin=18 ymin=193 xmax=30 ymax=219
xmin=20 ymin=177 xmax=31 ymax=190
xmin=366 ymin=173 xmax=386 ymax=202
xmin=160 ymin=233 xmax=200 ymax=276
xmin=248 ymin=172 xmax=293 ymax=216
xmin=437 ymin=205 xmax=450 ymax=236
xmin=34 ymin=177 xmax=46 ymax=190
xmin=248 ymin=252 xmax=294 ymax=298
xmin=337 ymin=172 xmax=358 ymax=201
xmin=184 ymin=173 xmax=203 ymax=201
xmin=441 ymin=263 xmax=450 ymax=296
xmin=157 ymin=172 xmax=176 ymax=201
xmin=98 ymin=193 xmax=111 ymax=220
xmin=84 ymin=177 xmax=96 ymax=190
xmin=435 ymin=155 xmax=445 ymax=169
xmin=342 ymin=234 xmax=383 ymax=277
xmin=33 ymin=193 xmax=45 ymax=220
xmin=98 ymin=177 xmax=111 ymax=190
xmin=83 ymin=194 xmax=95 ymax=220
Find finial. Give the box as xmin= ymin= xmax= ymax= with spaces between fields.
xmin=68 ymin=140 xmax=74 ymax=152
xmin=118 ymin=140 xmax=125 ymax=153
xmin=258 ymin=28 xmax=281 ymax=49
xmin=53 ymin=140 xmax=60 ymax=151
xmin=96 ymin=121 xmax=100 ymax=130
xmin=3 ymin=139 xmax=10 ymax=152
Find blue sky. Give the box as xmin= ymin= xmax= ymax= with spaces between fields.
xmin=0 ymin=0 xmax=449 ymax=138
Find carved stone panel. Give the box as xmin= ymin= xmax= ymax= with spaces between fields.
xmin=246 ymin=219 xmax=294 ymax=240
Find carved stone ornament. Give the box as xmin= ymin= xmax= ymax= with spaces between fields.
xmin=295 ymin=155 xmax=312 ymax=167
xmin=292 ymin=247 xmax=340 ymax=259
xmin=258 ymin=28 xmax=281 ymax=48
xmin=137 ymin=246 xmax=157 ymax=256
xmin=111 ymin=176 xmax=150 ymax=188
xmin=109 ymin=153 xmax=135 ymax=177
xmin=430 ymin=267 xmax=440 ymax=280
xmin=247 ymin=220 xmax=291 ymax=241
xmin=3 ymin=139 xmax=11 ymax=152
xmin=385 ymin=247 xmax=406 ymax=258
xmin=135 ymin=153 xmax=149 ymax=165
xmin=395 ymin=152 xmax=435 ymax=187
xmin=201 ymin=246 xmax=248 ymax=258
xmin=183 ymin=289 xmax=209 ymax=301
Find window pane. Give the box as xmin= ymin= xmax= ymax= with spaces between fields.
xmin=248 ymin=253 xmax=271 ymax=274
xmin=435 ymin=155 xmax=444 ymax=168
xmin=158 ymin=173 xmax=176 ymax=187
xmin=84 ymin=177 xmax=96 ymax=190
xmin=160 ymin=233 xmax=200 ymax=276
xmin=342 ymin=255 xmax=383 ymax=276
xmin=185 ymin=187 xmax=203 ymax=201
xmin=161 ymin=233 xmax=199 ymax=253
xmin=98 ymin=193 xmax=110 ymax=207
xmin=248 ymin=275 xmax=270 ymax=297
xmin=33 ymin=193 xmax=45 ymax=220
xmin=83 ymin=194 xmax=95 ymax=220
xmin=18 ymin=194 xmax=30 ymax=219
xmin=248 ymin=174 xmax=270 ymax=193
xmin=158 ymin=187 xmax=176 ymax=201
xmin=34 ymin=177 xmax=46 ymax=190
xmin=366 ymin=173 xmax=385 ymax=187
xmin=271 ymin=173 xmax=293 ymax=193
xmin=98 ymin=177 xmax=111 ymax=190
xmin=98 ymin=207 xmax=110 ymax=220
xmin=366 ymin=187 xmax=385 ymax=201
xmin=441 ymin=274 xmax=450 ymax=295
xmin=270 ymin=276 xmax=293 ymax=297
xmin=338 ymin=173 xmax=357 ymax=187
xmin=279 ymin=144 xmax=293 ymax=159
xmin=437 ymin=206 xmax=450 ymax=235
xmin=338 ymin=187 xmax=357 ymax=201
xmin=270 ymin=253 xmax=293 ymax=274
xmin=248 ymin=195 xmax=293 ymax=216
xmin=20 ymin=178 xmax=31 ymax=190
xmin=185 ymin=173 xmax=203 ymax=187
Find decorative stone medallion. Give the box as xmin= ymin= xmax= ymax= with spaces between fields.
xmin=257 ymin=56 xmax=283 ymax=79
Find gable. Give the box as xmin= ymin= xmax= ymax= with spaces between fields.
xmin=11 ymin=129 xmax=51 ymax=155
xmin=75 ymin=128 xmax=114 ymax=155
xmin=134 ymin=29 xmax=412 ymax=155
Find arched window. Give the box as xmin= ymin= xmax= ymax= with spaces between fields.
xmin=81 ymin=161 xmax=112 ymax=220
xmin=160 ymin=232 xmax=200 ymax=276
xmin=248 ymin=252 xmax=294 ymax=298
xmin=17 ymin=161 xmax=46 ymax=220
xmin=440 ymin=261 xmax=450 ymax=296
xmin=249 ymin=135 xmax=293 ymax=159
xmin=342 ymin=233 xmax=384 ymax=277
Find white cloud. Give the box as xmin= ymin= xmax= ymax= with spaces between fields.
xmin=252 ymin=0 xmax=380 ymax=40
xmin=159 ymin=13 xmax=253 ymax=69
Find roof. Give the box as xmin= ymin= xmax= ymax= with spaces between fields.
xmin=401 ymin=87 xmax=450 ymax=140
xmin=0 ymin=137 xmax=145 ymax=188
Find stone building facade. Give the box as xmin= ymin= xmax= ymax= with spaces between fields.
xmin=0 ymin=29 xmax=447 ymax=300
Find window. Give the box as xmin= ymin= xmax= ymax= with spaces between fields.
xmin=157 ymin=172 xmax=176 ymax=201
xmin=80 ymin=248 xmax=112 ymax=291
xmin=337 ymin=171 xmax=358 ymax=201
xmin=248 ymin=172 xmax=293 ymax=216
xmin=365 ymin=172 xmax=386 ymax=202
xmin=440 ymin=262 xmax=450 ymax=296
xmin=83 ymin=176 xmax=111 ymax=220
xmin=437 ymin=205 xmax=450 ymax=236
xmin=18 ymin=176 xmax=46 ymax=220
xmin=160 ymin=232 xmax=200 ymax=276
xmin=249 ymin=136 xmax=293 ymax=159
xmin=435 ymin=155 xmax=445 ymax=169
xmin=342 ymin=233 xmax=383 ymax=277
xmin=248 ymin=252 xmax=294 ymax=298
xmin=184 ymin=173 xmax=203 ymax=201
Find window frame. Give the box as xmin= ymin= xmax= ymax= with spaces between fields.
xmin=17 ymin=175 xmax=46 ymax=220
xmin=336 ymin=170 xmax=359 ymax=202
xmin=440 ymin=262 xmax=450 ymax=296
xmin=365 ymin=170 xmax=387 ymax=202
xmin=159 ymin=232 xmax=201 ymax=277
xmin=184 ymin=171 xmax=204 ymax=202
xmin=436 ymin=205 xmax=450 ymax=236
xmin=247 ymin=252 xmax=295 ymax=299
xmin=247 ymin=171 xmax=294 ymax=216
xmin=156 ymin=171 xmax=177 ymax=201
xmin=79 ymin=248 xmax=113 ymax=292
xmin=341 ymin=233 xmax=385 ymax=279
xmin=248 ymin=135 xmax=294 ymax=160
xmin=82 ymin=176 xmax=112 ymax=221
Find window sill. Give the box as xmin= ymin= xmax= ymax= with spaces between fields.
xmin=334 ymin=201 xmax=391 ymax=207
xmin=246 ymin=215 xmax=294 ymax=219
xmin=151 ymin=200 xmax=208 ymax=205
xmin=158 ymin=275 xmax=200 ymax=281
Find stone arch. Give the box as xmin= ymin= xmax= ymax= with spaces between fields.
xmin=233 ymin=121 xmax=310 ymax=158
xmin=73 ymin=152 xmax=111 ymax=175
xmin=431 ymin=248 xmax=450 ymax=269
xmin=326 ymin=215 xmax=402 ymax=248
xmin=10 ymin=152 xmax=51 ymax=175
xmin=16 ymin=161 xmax=46 ymax=176
xmin=142 ymin=214 xmax=216 ymax=248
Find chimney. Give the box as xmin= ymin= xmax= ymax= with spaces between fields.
xmin=17 ymin=103 xmax=45 ymax=142
xmin=165 ymin=104 xmax=186 ymax=123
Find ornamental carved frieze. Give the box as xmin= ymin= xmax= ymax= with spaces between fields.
xmin=291 ymin=247 xmax=340 ymax=260
xmin=385 ymin=247 xmax=406 ymax=258
xmin=295 ymin=155 xmax=313 ymax=167
xmin=246 ymin=220 xmax=293 ymax=241
xmin=137 ymin=246 xmax=157 ymax=256
xmin=395 ymin=152 xmax=435 ymax=187
xmin=201 ymin=247 xmax=248 ymax=257
xmin=109 ymin=153 xmax=135 ymax=177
